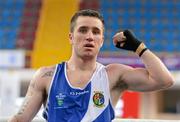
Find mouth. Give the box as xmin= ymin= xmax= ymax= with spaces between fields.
xmin=84 ymin=43 xmax=94 ymax=48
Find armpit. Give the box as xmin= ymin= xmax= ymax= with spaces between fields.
xmin=112 ymin=80 xmax=129 ymax=91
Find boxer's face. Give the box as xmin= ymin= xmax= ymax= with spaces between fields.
xmin=69 ymin=16 xmax=104 ymax=59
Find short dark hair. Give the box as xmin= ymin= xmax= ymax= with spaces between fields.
xmin=70 ymin=9 xmax=104 ymax=32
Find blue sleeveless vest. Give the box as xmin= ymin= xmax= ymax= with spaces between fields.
xmin=43 ymin=62 xmax=115 ymax=122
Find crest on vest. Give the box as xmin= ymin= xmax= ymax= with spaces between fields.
xmin=93 ymin=91 xmax=105 ymax=108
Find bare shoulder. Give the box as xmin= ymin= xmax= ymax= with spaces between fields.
xmin=106 ymin=63 xmax=130 ymax=71
xmin=31 ymin=65 xmax=56 ymax=91
xmin=105 ymin=63 xmax=133 ymax=78
xmin=37 ymin=65 xmax=56 ymax=79
xmin=105 ymin=63 xmax=133 ymax=90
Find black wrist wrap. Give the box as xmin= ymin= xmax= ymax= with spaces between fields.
xmin=116 ymin=30 xmax=142 ymax=52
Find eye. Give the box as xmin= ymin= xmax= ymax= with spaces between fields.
xmin=93 ymin=30 xmax=100 ymax=35
xmin=92 ymin=28 xmax=101 ymax=35
xmin=79 ymin=27 xmax=88 ymax=34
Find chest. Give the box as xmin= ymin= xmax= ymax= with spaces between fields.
xmin=66 ymin=70 xmax=94 ymax=89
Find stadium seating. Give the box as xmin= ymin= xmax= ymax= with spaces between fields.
xmin=16 ymin=0 xmax=41 ymax=50
xmin=1 ymin=0 xmax=180 ymax=52
xmin=0 ymin=0 xmax=41 ymax=50
xmin=100 ymin=0 xmax=180 ymax=52
xmin=0 ymin=0 xmax=25 ymax=49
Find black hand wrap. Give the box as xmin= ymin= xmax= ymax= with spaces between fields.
xmin=116 ymin=29 xmax=142 ymax=52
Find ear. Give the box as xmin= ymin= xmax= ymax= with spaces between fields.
xmin=69 ymin=33 xmax=73 ymax=44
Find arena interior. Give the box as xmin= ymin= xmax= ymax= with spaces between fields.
xmin=0 ymin=0 xmax=180 ymax=121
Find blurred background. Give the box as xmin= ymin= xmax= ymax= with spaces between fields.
xmin=0 ymin=0 xmax=180 ymax=121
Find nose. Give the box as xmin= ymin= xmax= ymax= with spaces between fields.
xmin=86 ymin=31 xmax=93 ymax=42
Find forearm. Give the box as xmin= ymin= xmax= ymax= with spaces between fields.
xmin=140 ymin=49 xmax=174 ymax=86
xmin=113 ymin=30 xmax=174 ymax=91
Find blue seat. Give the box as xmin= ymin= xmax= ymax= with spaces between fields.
xmin=100 ymin=0 xmax=180 ymax=52
xmin=0 ymin=0 xmax=25 ymax=49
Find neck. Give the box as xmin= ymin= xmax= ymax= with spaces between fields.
xmin=67 ymin=55 xmax=97 ymax=71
